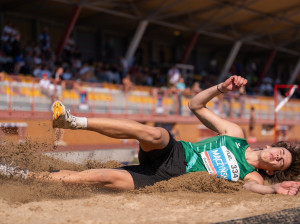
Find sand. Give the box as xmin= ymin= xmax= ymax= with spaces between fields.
xmin=0 ymin=138 xmax=300 ymax=224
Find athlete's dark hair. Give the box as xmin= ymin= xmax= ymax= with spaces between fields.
xmin=257 ymin=141 xmax=300 ymax=183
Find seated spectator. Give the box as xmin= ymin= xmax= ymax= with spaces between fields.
xmin=110 ymin=65 xmax=121 ymax=84
xmin=62 ymin=67 xmax=73 ymax=81
xmin=100 ymin=64 xmax=121 ymax=84
xmin=41 ymin=65 xmax=52 ymax=78
xmin=40 ymin=27 xmax=51 ymax=52
xmin=78 ymin=61 xmax=90 ymax=81
xmin=260 ymin=76 xmax=273 ymax=96
xmin=33 ymin=52 xmax=42 ymax=66
xmin=72 ymin=58 xmax=82 ymax=74
xmin=95 ymin=62 xmax=109 ymax=83
xmin=33 ymin=42 xmax=41 ymax=55
xmin=143 ymin=67 xmax=153 ymax=86
xmin=22 ymin=49 xmax=34 ymax=74
xmin=33 ymin=64 xmax=43 ymax=78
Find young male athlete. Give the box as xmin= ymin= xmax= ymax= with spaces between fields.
xmin=1 ymin=76 xmax=300 ymax=195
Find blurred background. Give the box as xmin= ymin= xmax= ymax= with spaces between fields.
xmin=1 ymin=0 xmax=300 ymax=164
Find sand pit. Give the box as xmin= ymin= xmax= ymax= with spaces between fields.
xmin=1 ymin=139 xmax=300 ymax=224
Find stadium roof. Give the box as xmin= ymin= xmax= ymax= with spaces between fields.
xmin=1 ymin=0 xmax=300 ymax=56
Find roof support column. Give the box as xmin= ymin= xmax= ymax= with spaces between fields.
xmin=148 ymin=40 xmax=155 ymax=64
xmin=96 ymin=29 xmax=105 ymax=61
xmin=288 ymin=58 xmax=300 ymax=85
xmin=180 ymin=32 xmax=199 ymax=64
xmin=218 ymin=40 xmax=242 ymax=83
xmin=257 ymin=49 xmax=277 ymax=85
xmin=125 ymin=20 xmax=148 ymax=65
xmin=56 ymin=5 xmax=82 ymax=59
xmin=32 ymin=19 xmax=39 ymax=43
xmin=0 ymin=13 xmax=3 ymax=35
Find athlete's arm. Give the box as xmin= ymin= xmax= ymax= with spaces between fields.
xmin=188 ymin=75 xmax=247 ymax=137
xmin=243 ymin=172 xmax=300 ymax=195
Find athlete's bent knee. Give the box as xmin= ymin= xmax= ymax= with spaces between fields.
xmin=142 ymin=127 xmax=163 ymax=143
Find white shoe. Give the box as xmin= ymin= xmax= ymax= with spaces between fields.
xmin=52 ymin=101 xmax=76 ymax=129
xmin=52 ymin=101 xmax=87 ymax=130
xmin=0 ymin=163 xmax=28 ymax=179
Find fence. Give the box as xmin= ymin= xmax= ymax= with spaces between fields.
xmin=1 ymin=74 xmax=300 ymax=125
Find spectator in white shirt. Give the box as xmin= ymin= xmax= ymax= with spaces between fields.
xmin=39 ymin=73 xmax=51 ymax=96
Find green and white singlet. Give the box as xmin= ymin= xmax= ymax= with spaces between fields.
xmin=180 ymin=135 xmax=256 ymax=181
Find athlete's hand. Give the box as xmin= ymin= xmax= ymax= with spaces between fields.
xmin=274 ymin=181 xmax=300 ymax=195
xmin=219 ymin=75 xmax=247 ymax=93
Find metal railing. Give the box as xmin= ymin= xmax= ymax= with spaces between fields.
xmin=1 ymin=74 xmax=300 ymax=125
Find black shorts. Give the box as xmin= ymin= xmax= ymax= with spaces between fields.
xmin=120 ymin=131 xmax=186 ymax=189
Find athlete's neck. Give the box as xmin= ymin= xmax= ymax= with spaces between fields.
xmin=245 ymin=147 xmax=261 ymax=168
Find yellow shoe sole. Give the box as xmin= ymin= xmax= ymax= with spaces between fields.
xmin=53 ymin=102 xmax=62 ymax=120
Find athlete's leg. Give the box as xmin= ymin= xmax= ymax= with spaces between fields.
xmin=28 ymin=169 xmax=134 ymax=190
xmin=53 ymin=101 xmax=170 ymax=151
xmin=1 ymin=162 xmax=134 ymax=190
xmin=87 ymin=118 xmax=170 ymax=151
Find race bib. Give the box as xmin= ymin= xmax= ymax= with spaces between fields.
xmin=200 ymin=146 xmax=240 ymax=181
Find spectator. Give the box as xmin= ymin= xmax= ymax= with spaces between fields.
xmin=237 ymin=85 xmax=246 ymax=117
xmin=50 ymin=67 xmax=65 ymax=102
xmin=247 ymin=106 xmax=257 ymax=143
xmin=260 ymin=76 xmax=273 ymax=96
xmin=33 ymin=64 xmax=43 ymax=78
xmin=11 ymin=33 xmax=22 ymax=74
xmin=33 ymin=52 xmax=42 ymax=66
xmin=40 ymin=27 xmax=51 ymax=52
xmin=122 ymin=74 xmax=133 ymax=93
xmin=39 ymin=73 xmax=51 ymax=96
xmin=176 ymin=76 xmax=186 ymax=91
xmin=1 ymin=23 xmax=13 ymax=54
xmin=100 ymin=64 xmax=113 ymax=83
xmin=120 ymin=56 xmax=128 ymax=78
xmin=62 ymin=67 xmax=73 ymax=81
xmin=95 ymin=61 xmax=109 ymax=83
xmin=168 ymin=65 xmax=180 ymax=86
xmin=78 ymin=61 xmax=97 ymax=82
xmin=191 ymin=81 xmax=202 ymax=96
xmin=22 ymin=49 xmax=34 ymax=74
xmin=175 ymin=76 xmax=186 ymax=115
xmin=64 ymin=35 xmax=75 ymax=56
xmin=41 ymin=65 xmax=52 ymax=78
xmin=110 ymin=65 xmax=121 ymax=84
xmin=143 ymin=67 xmax=153 ymax=86
xmin=78 ymin=61 xmax=90 ymax=81
xmin=1 ymin=23 xmax=12 ymax=44
xmin=154 ymin=88 xmax=165 ymax=114
xmin=9 ymin=24 xmax=19 ymax=43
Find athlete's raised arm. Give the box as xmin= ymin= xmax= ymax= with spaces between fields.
xmin=188 ymin=75 xmax=247 ymax=137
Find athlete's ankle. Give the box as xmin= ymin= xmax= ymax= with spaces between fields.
xmin=73 ymin=116 xmax=87 ymax=129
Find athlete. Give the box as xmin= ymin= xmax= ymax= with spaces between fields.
xmin=1 ymin=75 xmax=299 ymax=195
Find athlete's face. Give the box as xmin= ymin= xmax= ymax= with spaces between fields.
xmin=260 ymin=146 xmax=292 ymax=175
